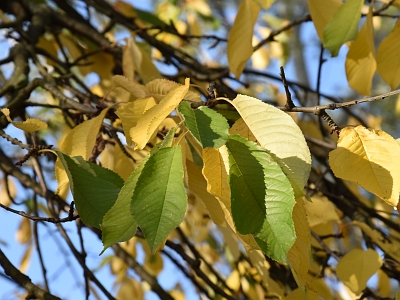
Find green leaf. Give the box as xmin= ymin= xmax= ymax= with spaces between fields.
xmin=100 ymin=157 xmax=151 ymax=254
xmin=178 ymin=101 xmax=229 ymax=148
xmin=55 ymin=151 xmax=123 ymax=228
xmin=323 ymin=0 xmax=364 ymax=56
xmin=225 ymin=135 xmax=267 ymax=234
xmin=130 ymin=146 xmax=187 ymax=252
xmin=231 ymin=95 xmax=311 ymax=198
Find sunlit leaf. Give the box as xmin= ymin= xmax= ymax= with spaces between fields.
xmin=345 ymin=8 xmax=376 ymax=96
xmin=227 ymin=0 xmax=261 ymax=78
xmin=1 ymin=108 xmax=47 ymax=133
xmin=323 ymin=0 xmax=364 ymax=56
xmin=178 ymin=101 xmax=229 ymax=148
xmin=377 ymin=18 xmax=400 ymax=89
xmin=145 ymin=79 xmax=202 ymax=103
xmin=130 ymin=78 xmax=189 ymax=150
xmin=329 ymin=126 xmax=400 ymax=206
xmin=287 ymin=198 xmax=311 ymax=286
xmin=116 ymin=97 xmax=157 ymax=146
xmin=308 ymin=0 xmax=342 ymax=42
xmin=130 ymin=146 xmax=187 ymax=252
xmin=336 ymin=248 xmax=382 ymax=294
xmin=231 ymin=95 xmax=311 ymax=197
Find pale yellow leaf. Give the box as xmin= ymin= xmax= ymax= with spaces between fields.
xmin=0 ymin=177 xmax=15 ymax=207
xmin=145 ymin=79 xmax=202 ymax=103
xmin=226 ymin=270 xmax=241 ymax=292
xmin=19 ymin=244 xmax=32 ymax=274
xmin=122 ymin=39 xmax=136 ymax=81
xmin=304 ymin=195 xmax=339 ymax=228
xmin=377 ymin=18 xmax=400 ymax=89
xmin=329 ymin=126 xmax=400 ymax=206
xmin=308 ymin=0 xmax=342 ymax=42
xmin=252 ymin=36 xmax=270 ymax=70
xmin=345 ymin=8 xmax=376 ymax=96
xmin=312 ymin=278 xmax=334 ymax=300
xmin=56 ymin=107 xmax=110 ymax=195
xmin=112 ymin=145 xmax=136 ymax=181
xmin=187 ymin=159 xmax=226 ymax=226
xmin=112 ymin=75 xmax=148 ymax=99
xmin=16 ymin=218 xmax=31 ymax=244
xmin=229 ymin=118 xmax=256 ymax=142
xmin=252 ymin=0 xmax=275 ymax=10
xmin=116 ymin=97 xmax=157 ymax=146
xmin=144 ymin=252 xmax=163 ymax=276
xmin=1 ymin=108 xmax=47 ymax=133
xmin=130 ymin=78 xmax=189 ymax=150
xmin=227 ymin=0 xmax=261 ymax=78
xmin=137 ymin=42 xmax=161 ymax=83
xmin=117 ymin=278 xmax=143 ymax=300
xmin=219 ymin=225 xmax=241 ymax=261
xmin=287 ymin=197 xmax=311 ymax=287
xmin=377 ymin=269 xmax=391 ymax=298
xmin=284 ymin=287 xmax=319 ymax=300
xmin=111 ymin=256 xmax=128 ymax=282
xmin=336 ymin=248 xmax=382 ymax=294
xmin=352 ymin=221 xmax=400 ymax=263
xmin=230 ymin=95 xmax=311 ymax=197
xmin=201 ymin=148 xmax=231 ymax=208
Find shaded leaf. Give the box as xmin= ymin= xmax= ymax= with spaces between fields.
xmin=308 ymin=0 xmax=342 ymax=42
xmin=112 ymin=75 xmax=148 ymax=99
xmin=56 ymin=151 xmax=123 ymax=228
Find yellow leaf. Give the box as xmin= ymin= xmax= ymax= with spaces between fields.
xmin=187 ymin=159 xmax=226 ymax=226
xmin=287 ymin=197 xmax=311 ymax=287
xmin=201 ymin=148 xmax=231 ymax=208
xmin=308 ymin=0 xmax=342 ymax=42
xmin=169 ymin=290 xmax=185 ymax=300
xmin=117 ymin=278 xmax=143 ymax=300
xmin=1 ymin=108 xmax=47 ymax=133
xmin=352 ymin=221 xmax=400 ymax=263
xmin=230 ymin=95 xmax=311 ymax=197
xmin=252 ymin=0 xmax=275 ymax=10
xmin=144 ymin=252 xmax=163 ymax=276
xmin=336 ymin=248 xmax=382 ymax=294
xmin=377 ymin=269 xmax=391 ymax=298
xmin=284 ymin=287 xmax=319 ymax=300
xmin=345 ymin=8 xmax=376 ymax=96
xmin=145 ymin=79 xmax=202 ymax=103
xmin=130 ymin=78 xmax=189 ymax=150
xmin=226 ymin=269 xmax=241 ymax=292
xmin=112 ymin=75 xmax=148 ymax=99
xmin=16 ymin=218 xmax=31 ymax=244
xmin=122 ymin=39 xmax=136 ymax=81
xmin=227 ymin=0 xmax=261 ymax=78
xmin=219 ymin=225 xmax=241 ymax=261
xmin=329 ymin=126 xmax=400 ymax=206
xmin=377 ymin=18 xmax=400 ymax=89
xmin=19 ymin=244 xmax=33 ymax=274
xmin=56 ymin=107 xmax=110 ymax=195
xmin=116 ymin=97 xmax=157 ymax=146
xmin=312 ymin=278 xmax=334 ymax=300
xmin=229 ymin=118 xmax=256 ymax=142
xmin=111 ymin=256 xmax=128 ymax=282
xmin=112 ymin=145 xmax=136 ymax=181
xmin=136 ymin=42 xmax=161 ymax=83
xmin=304 ymin=195 xmax=339 ymax=228
xmin=36 ymin=35 xmax=58 ymax=67
xmin=0 ymin=177 xmax=15 ymax=207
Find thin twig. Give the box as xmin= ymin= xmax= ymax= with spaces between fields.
xmin=279 ymin=66 xmax=295 ymax=109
